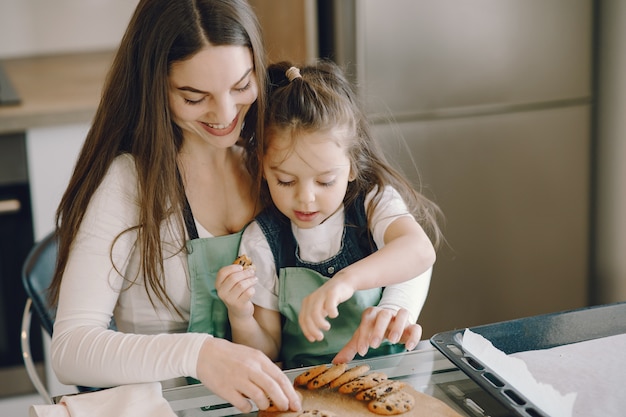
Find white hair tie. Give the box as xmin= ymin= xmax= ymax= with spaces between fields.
xmin=286 ymin=66 xmax=302 ymax=82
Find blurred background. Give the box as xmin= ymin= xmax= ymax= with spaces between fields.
xmin=252 ymin=0 xmax=626 ymax=336
xmin=0 ymin=0 xmax=625 ymax=412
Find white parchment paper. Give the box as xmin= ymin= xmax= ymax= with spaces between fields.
xmin=511 ymin=333 xmax=626 ymax=417
xmin=462 ymin=329 xmax=576 ymax=417
xmin=462 ymin=329 xmax=626 ymax=417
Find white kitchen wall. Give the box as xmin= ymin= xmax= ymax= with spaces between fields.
xmin=26 ymin=123 xmax=89 ymax=240
xmin=594 ymin=1 xmax=626 ymax=304
xmin=0 ymin=0 xmax=138 ymax=59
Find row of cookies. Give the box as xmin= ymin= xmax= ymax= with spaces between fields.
xmin=293 ymin=363 xmax=415 ymax=415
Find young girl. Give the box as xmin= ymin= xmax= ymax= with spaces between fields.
xmin=219 ymin=60 xmax=443 ymax=368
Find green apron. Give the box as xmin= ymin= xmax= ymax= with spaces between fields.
xmin=186 ymin=230 xmax=244 ymax=339
xmin=278 ymin=267 xmax=404 ymax=368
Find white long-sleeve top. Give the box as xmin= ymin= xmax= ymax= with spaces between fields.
xmin=51 ymin=154 xmax=212 ymax=387
xmin=240 ymin=186 xmax=432 ymax=324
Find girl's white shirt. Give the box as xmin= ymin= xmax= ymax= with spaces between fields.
xmin=240 ymin=185 xmax=432 ymax=324
xmin=51 ymin=154 xmax=211 ymax=387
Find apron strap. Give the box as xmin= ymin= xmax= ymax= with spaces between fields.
xmin=182 ymin=194 xmax=199 ymax=240
xmin=177 ymin=167 xmax=199 ymax=240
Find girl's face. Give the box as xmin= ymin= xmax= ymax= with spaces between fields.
xmin=263 ymin=128 xmax=354 ymax=229
xmin=168 ymin=45 xmax=258 ymax=149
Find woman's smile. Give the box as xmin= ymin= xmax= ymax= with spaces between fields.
xmin=199 ymin=113 xmax=239 ymax=137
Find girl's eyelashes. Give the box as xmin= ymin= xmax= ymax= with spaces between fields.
xmin=276 ymin=179 xmax=294 ymax=187
xmin=274 ymin=179 xmax=337 ymax=187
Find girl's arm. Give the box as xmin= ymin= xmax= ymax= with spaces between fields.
xmin=331 ymin=268 xmax=432 ymax=363
xmin=299 ymin=185 xmax=436 ymax=342
xmin=218 ymin=265 xmax=282 ymax=360
xmin=226 ymin=223 xmax=283 ymax=360
xmin=299 ymin=216 xmax=435 ymax=341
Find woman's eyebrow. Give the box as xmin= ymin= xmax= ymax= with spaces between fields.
xmin=177 ymin=67 xmax=253 ymax=94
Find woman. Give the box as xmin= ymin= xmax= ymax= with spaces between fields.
xmin=48 ymin=0 xmax=300 ymax=413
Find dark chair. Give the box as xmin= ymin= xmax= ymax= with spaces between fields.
xmin=20 ymin=232 xmax=57 ymax=404
xmin=21 ymin=232 xmax=110 ymax=404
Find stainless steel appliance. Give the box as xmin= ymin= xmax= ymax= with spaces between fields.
xmin=319 ymin=0 xmax=592 ymax=337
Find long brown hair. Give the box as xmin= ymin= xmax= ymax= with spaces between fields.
xmin=49 ymin=0 xmax=267 ymax=312
xmin=264 ymin=60 xmax=443 ymax=248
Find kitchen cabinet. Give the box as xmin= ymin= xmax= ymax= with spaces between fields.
xmin=248 ymin=0 xmax=317 ymax=64
xmin=0 ymin=51 xmax=112 ymax=238
xmin=0 ymin=51 xmax=111 ymax=399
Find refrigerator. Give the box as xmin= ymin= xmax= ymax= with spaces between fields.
xmin=320 ymin=0 xmax=593 ymax=337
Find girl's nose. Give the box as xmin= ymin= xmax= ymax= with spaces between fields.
xmin=297 ymin=183 xmax=315 ymax=204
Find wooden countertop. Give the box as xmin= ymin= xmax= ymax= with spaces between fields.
xmin=0 ymin=50 xmax=114 ymax=135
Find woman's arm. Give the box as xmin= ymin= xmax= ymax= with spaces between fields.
xmin=51 ymin=155 xmax=209 ymax=386
xmin=52 ymin=155 xmax=301 ymax=413
xmin=378 ymin=267 xmax=432 ymax=323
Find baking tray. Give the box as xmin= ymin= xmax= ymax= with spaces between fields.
xmin=430 ymin=301 xmax=626 ymax=417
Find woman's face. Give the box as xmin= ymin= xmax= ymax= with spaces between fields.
xmin=168 ymin=45 xmax=258 ymax=149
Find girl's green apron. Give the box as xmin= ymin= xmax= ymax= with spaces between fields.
xmin=256 ymin=198 xmax=406 ymax=369
xmin=278 ymin=267 xmax=404 ymax=368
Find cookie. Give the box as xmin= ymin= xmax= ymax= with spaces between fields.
xmin=367 ymin=390 xmax=415 ymax=415
xmin=337 ymin=372 xmax=388 ymax=395
xmin=307 ymin=363 xmax=348 ymax=390
xmin=328 ymin=364 xmax=370 ymax=389
xmin=294 ymin=364 xmax=329 ymax=387
xmin=298 ymin=410 xmax=337 ymax=417
xmin=233 ymin=254 xmax=255 ymax=270
xmin=355 ymin=380 xmax=406 ymax=401
xmin=264 ymin=390 xmax=303 ymax=412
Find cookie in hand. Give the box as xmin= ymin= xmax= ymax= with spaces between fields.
xmin=233 ymin=254 xmax=256 ymax=270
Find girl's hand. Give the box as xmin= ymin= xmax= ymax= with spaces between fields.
xmin=215 ymin=264 xmax=257 ymax=319
xmin=331 ymin=307 xmax=422 ymax=364
xmin=298 ymin=277 xmax=356 ymax=342
xmin=196 ymin=338 xmax=302 ymax=413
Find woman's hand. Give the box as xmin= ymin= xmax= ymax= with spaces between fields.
xmin=331 ymin=307 xmax=422 ymax=364
xmin=196 ymin=338 xmax=302 ymax=413
xmin=298 ymin=277 xmax=356 ymax=342
xmin=215 ymin=264 xmax=257 ymax=319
